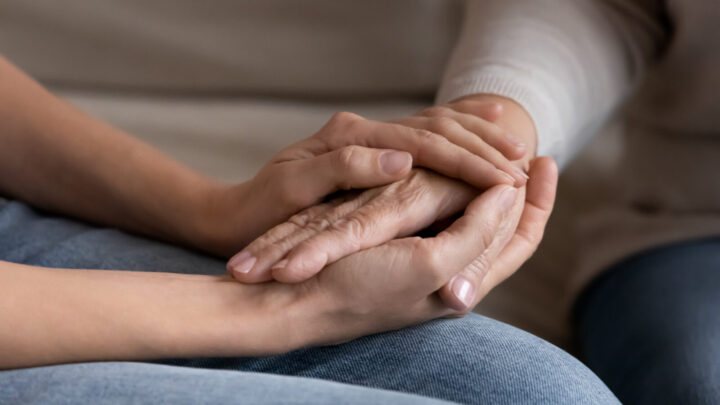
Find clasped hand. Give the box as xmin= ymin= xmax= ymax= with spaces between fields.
xmin=213 ymin=99 xmax=556 ymax=341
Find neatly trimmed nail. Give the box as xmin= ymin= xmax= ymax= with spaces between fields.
xmin=271 ymin=259 xmax=289 ymax=271
xmin=512 ymin=166 xmax=530 ymax=180
xmin=452 ymin=276 xmax=475 ymax=309
xmin=380 ymin=151 xmax=412 ymax=175
xmin=497 ymin=186 xmax=518 ymax=212
xmin=229 ymin=251 xmax=257 ymax=274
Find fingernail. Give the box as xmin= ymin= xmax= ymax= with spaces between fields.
xmin=271 ymin=259 xmax=289 ymax=271
xmin=512 ymin=166 xmax=530 ymax=180
xmin=380 ymin=151 xmax=412 ymax=175
xmin=451 ymin=276 xmax=475 ymax=309
xmin=497 ymin=186 xmax=518 ymax=212
xmin=228 ymin=251 xmax=257 ymax=274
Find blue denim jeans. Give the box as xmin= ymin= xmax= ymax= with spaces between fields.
xmin=576 ymin=236 xmax=720 ymax=404
xmin=0 ymin=201 xmax=617 ymax=404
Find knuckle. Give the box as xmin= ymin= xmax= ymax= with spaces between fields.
xmin=428 ymin=116 xmax=459 ymax=135
xmin=466 ymin=254 xmax=491 ymax=280
xmin=287 ymin=210 xmax=314 ymax=228
xmin=414 ymin=128 xmax=446 ymax=146
xmin=335 ymin=146 xmax=362 ymax=171
xmin=317 ymin=111 xmax=363 ymax=142
xmin=333 ymin=215 xmax=367 ymax=240
xmin=421 ymin=106 xmax=450 ymax=117
xmin=330 ymin=111 xmax=362 ymax=125
xmin=390 ymin=172 xmax=430 ymax=204
xmin=328 ymin=111 xmax=363 ymax=133
xmin=305 ymin=217 xmax=331 ymax=234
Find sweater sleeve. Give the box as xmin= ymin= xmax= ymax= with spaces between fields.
xmin=437 ymin=0 xmax=669 ymax=168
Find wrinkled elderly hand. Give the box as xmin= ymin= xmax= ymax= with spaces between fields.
xmin=230 ymin=169 xmax=477 ymax=282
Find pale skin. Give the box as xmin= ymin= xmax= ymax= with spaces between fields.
xmin=0 ymin=54 xmax=552 ymax=370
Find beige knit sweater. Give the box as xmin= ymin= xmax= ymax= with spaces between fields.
xmin=437 ymin=0 xmax=720 ymax=298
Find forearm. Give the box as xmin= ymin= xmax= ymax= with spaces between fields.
xmin=0 ymin=55 xmax=223 ymax=247
xmin=0 ymin=260 xmax=319 ymax=370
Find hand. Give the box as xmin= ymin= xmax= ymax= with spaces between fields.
xmin=227 ymin=99 xmax=531 ymax=282
xmin=229 ymin=169 xmax=477 ymax=282
xmin=233 ymin=157 xmax=554 ymax=321
xmin=438 ymin=157 xmax=558 ymax=311
xmin=298 ymin=183 xmax=520 ymax=345
xmin=434 ymin=94 xmax=548 ymax=311
xmin=292 ymin=158 xmax=556 ymax=346
xmin=197 ymin=106 xmax=525 ymax=256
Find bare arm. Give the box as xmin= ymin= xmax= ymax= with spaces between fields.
xmin=0 ymin=54 xmax=528 ymax=257
xmin=0 ymin=55 xmax=221 ymax=249
xmin=0 ymin=158 xmax=558 ymax=370
xmin=0 ymin=259 xmax=317 ymax=370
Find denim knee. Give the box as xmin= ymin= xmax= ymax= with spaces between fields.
xmin=225 ymin=313 xmax=618 ymax=404
xmin=374 ymin=314 xmax=618 ymax=404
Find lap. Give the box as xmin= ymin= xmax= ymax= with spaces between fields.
xmin=0 ymin=201 xmax=225 ymax=275
xmin=0 ymin=362 xmax=452 ymax=405
xmin=165 ymin=314 xmax=616 ymax=404
xmin=0 ymin=201 xmax=617 ymax=404
xmin=576 ymin=236 xmax=720 ymax=404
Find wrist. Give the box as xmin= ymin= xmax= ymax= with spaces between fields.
xmin=180 ymin=277 xmax=330 ymax=356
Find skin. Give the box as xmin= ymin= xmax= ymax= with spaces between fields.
xmin=0 ymin=53 xmax=552 ymax=369
xmin=0 ymin=55 xmax=523 ymax=258
xmin=235 ymin=94 xmax=543 ymax=310
xmin=0 ymin=166 xmax=555 ymax=370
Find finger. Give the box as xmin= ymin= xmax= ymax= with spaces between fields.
xmin=227 ymin=202 xmax=335 ymax=282
xmin=437 ymin=188 xmax=524 ymax=312
xmin=412 ymin=184 xmax=519 ymax=290
xmin=398 ymin=115 xmax=527 ymax=186
xmin=228 ymin=195 xmax=370 ymax=283
xmin=292 ymin=145 xmax=412 ymax=202
xmin=439 ymin=157 xmax=559 ymax=311
xmin=424 ymin=105 xmax=526 ymax=161
xmin=419 ymin=102 xmax=503 ymax=123
xmin=272 ymin=192 xmax=436 ymax=283
xmin=477 ymin=157 xmax=558 ymax=297
xmin=318 ymin=113 xmax=516 ymax=189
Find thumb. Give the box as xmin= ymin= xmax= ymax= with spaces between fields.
xmin=438 ymin=157 xmax=558 ymax=312
xmin=294 ymin=146 xmax=412 ymax=198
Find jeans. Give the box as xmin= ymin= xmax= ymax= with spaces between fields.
xmin=576 ymin=236 xmax=720 ymax=404
xmin=0 ymin=201 xmax=618 ymax=404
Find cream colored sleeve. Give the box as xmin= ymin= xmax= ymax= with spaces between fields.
xmin=437 ymin=0 xmax=669 ymax=168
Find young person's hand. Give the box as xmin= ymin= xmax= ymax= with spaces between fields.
xmin=198 ymin=105 xmax=526 ymax=256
